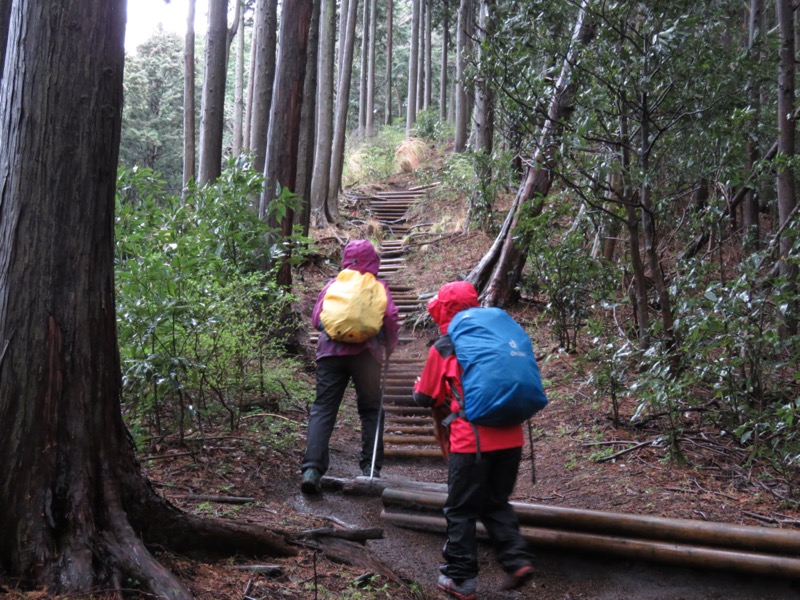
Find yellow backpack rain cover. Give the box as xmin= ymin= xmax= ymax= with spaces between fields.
xmin=320 ymin=269 xmax=388 ymax=343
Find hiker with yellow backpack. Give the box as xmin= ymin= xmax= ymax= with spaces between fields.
xmin=300 ymin=239 xmax=400 ymax=495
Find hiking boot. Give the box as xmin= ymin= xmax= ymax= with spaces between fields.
xmin=362 ymin=466 xmax=381 ymax=478
xmin=300 ymin=468 xmax=322 ymax=494
xmin=437 ymin=574 xmax=477 ymax=600
xmin=501 ymin=564 xmax=534 ymax=590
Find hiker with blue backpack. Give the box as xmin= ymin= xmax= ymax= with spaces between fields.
xmin=300 ymin=239 xmax=400 ymax=495
xmin=413 ymin=280 xmax=547 ymax=599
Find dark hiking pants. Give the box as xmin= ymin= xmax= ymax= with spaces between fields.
xmin=441 ymin=447 xmax=532 ymax=581
xmin=301 ymin=352 xmax=384 ymax=475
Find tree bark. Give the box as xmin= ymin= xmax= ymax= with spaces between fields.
xmin=776 ymin=0 xmax=798 ymax=335
xmin=198 ymin=0 xmax=229 ymax=185
xmin=424 ymin=0 xmax=432 ymax=110
xmin=328 ymin=0 xmax=360 ymax=217
xmin=469 ymin=0 xmax=594 ymax=306
xmin=248 ymin=0 xmax=279 ymax=175
xmin=183 ymin=0 xmax=197 ymax=188
xmin=295 ymin=0 xmax=322 ymax=236
xmin=366 ymin=0 xmax=378 ymax=136
xmin=454 ymin=0 xmax=473 ymax=150
xmin=384 ymin=0 xmax=394 ymax=125
xmin=358 ymin=0 xmax=370 ymax=136
xmin=233 ymin=10 xmax=246 ymax=157
xmin=260 ymin=0 xmax=314 ymax=287
xmin=406 ymin=0 xmax=421 ymax=136
xmin=439 ymin=0 xmax=449 ymax=122
xmin=310 ymin=0 xmax=337 ymax=226
xmin=743 ymin=0 xmax=765 ymax=251
xmin=0 ymin=2 xmax=295 ymax=597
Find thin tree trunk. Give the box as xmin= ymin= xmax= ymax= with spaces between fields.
xmin=406 ymin=0 xmax=420 ymax=136
xmin=243 ymin=22 xmax=257 ymax=152
xmin=249 ymin=0 xmax=278 ymax=175
xmin=417 ymin=0 xmax=426 ymax=112
xmin=198 ymin=0 xmax=229 ymax=184
xmin=424 ymin=0 xmax=432 ymax=110
xmin=439 ymin=0 xmax=449 ymax=122
xmin=358 ymin=0 xmax=370 ymax=136
xmin=310 ymin=0 xmax=337 ymax=226
xmin=776 ymin=0 xmax=798 ymax=335
xmin=366 ymin=0 xmax=378 ymax=136
xmin=384 ymin=0 xmax=394 ymax=125
xmin=328 ymin=0 xmax=359 ymax=216
xmin=743 ymin=0 xmax=765 ymax=251
xmin=233 ymin=13 xmax=246 ymax=157
xmin=183 ymin=0 xmax=197 ymax=188
xmin=454 ymin=0 xmax=472 ymax=151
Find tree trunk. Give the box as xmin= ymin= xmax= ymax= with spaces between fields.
xmin=248 ymin=0 xmax=278 ymax=175
xmin=406 ymin=0 xmax=420 ymax=136
xmin=0 ymin=2 xmax=295 ymax=597
xmin=295 ymin=0 xmax=322 ymax=236
xmin=233 ymin=12 xmax=246 ymax=157
xmin=776 ymin=0 xmax=798 ymax=335
xmin=385 ymin=0 xmax=394 ymax=125
xmin=439 ymin=0 xmax=449 ymax=122
xmin=198 ymin=0 xmax=229 ymax=185
xmin=328 ymin=0 xmax=359 ymax=217
xmin=358 ymin=0 xmax=370 ymax=136
xmin=470 ymin=0 xmax=593 ymax=306
xmin=310 ymin=0 xmax=337 ymax=226
xmin=260 ymin=0 xmax=314 ymax=286
xmin=243 ymin=22 xmax=257 ymax=152
xmin=743 ymin=0 xmax=765 ymax=251
xmin=183 ymin=0 xmax=198 ymax=188
xmin=424 ymin=0 xmax=432 ymax=110
xmin=366 ymin=0 xmax=378 ymax=136
xmin=454 ymin=0 xmax=472 ymax=151
xmin=0 ymin=0 xmax=10 ymax=81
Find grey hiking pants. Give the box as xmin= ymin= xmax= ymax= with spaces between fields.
xmin=301 ymin=352 xmax=384 ymax=475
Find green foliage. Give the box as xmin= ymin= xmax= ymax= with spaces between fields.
xmin=521 ymin=202 xmax=615 ymax=352
xmin=412 ymin=108 xmax=453 ymax=144
xmin=343 ymin=126 xmax=407 ymax=185
xmin=121 ymin=27 xmax=186 ymax=193
xmin=115 ymin=159 xmax=313 ymax=442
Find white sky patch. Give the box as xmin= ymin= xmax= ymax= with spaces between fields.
xmin=125 ymin=0 xmax=208 ymax=53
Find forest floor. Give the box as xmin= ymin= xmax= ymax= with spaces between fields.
xmin=4 ymin=164 xmax=800 ymax=600
xmin=137 ymin=165 xmax=800 ymax=600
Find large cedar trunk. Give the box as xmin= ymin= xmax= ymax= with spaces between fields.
xmin=260 ymin=0 xmax=314 ymax=287
xmin=0 ymin=1 xmax=294 ymax=596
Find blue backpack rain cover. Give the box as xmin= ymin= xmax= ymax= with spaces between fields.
xmin=448 ymin=307 xmax=548 ymax=426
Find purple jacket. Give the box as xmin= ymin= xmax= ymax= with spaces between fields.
xmin=312 ymin=240 xmax=400 ymax=363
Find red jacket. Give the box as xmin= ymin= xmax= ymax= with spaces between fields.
xmin=413 ymin=281 xmax=523 ymax=454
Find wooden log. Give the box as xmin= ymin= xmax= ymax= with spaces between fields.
xmin=381 ymin=488 xmax=800 ymax=556
xmin=379 ymin=510 xmax=800 ymax=579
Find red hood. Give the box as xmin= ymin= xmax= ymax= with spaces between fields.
xmin=427 ymin=281 xmax=479 ymax=335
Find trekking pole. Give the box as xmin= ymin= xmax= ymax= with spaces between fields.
xmin=527 ymin=418 xmax=536 ymax=485
xmin=368 ymin=346 xmax=389 ymax=480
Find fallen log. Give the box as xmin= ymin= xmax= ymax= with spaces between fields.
xmin=380 ymin=510 xmax=800 ymax=579
xmin=381 ymin=487 xmax=800 ymax=557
